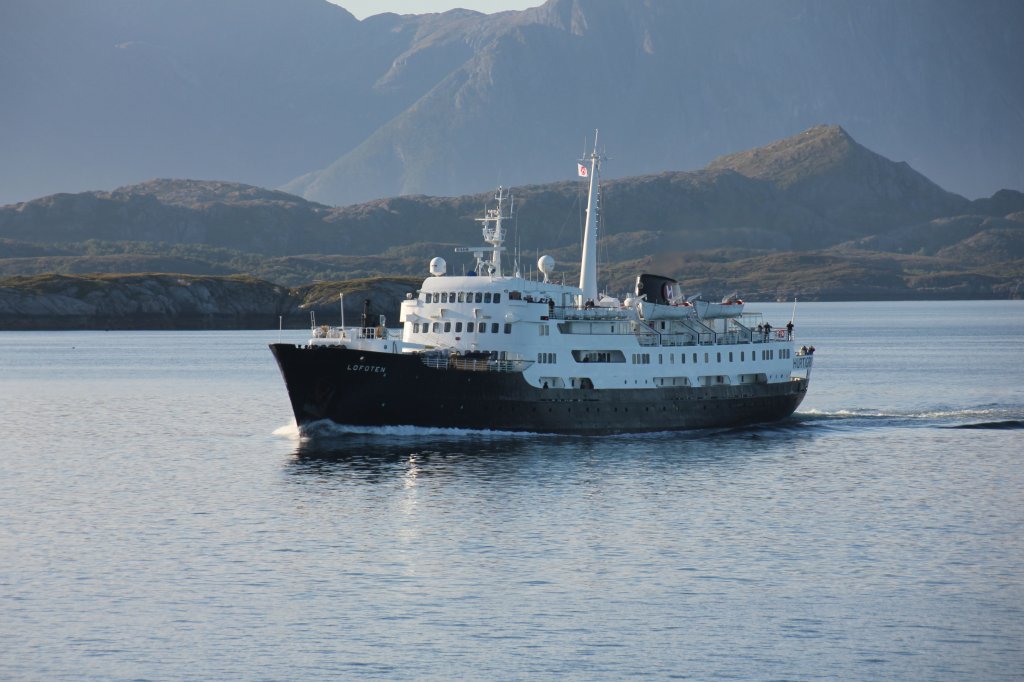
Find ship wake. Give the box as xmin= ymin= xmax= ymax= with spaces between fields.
xmin=795 ymin=407 xmax=1024 ymax=431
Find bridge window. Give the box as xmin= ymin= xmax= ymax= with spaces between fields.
xmin=467 ymin=322 xmax=474 ymax=332
xmin=491 ymin=323 xmax=499 ymax=333
xmin=572 ymin=350 xmax=625 ymax=363
xmin=504 ymin=323 xmax=512 ymax=334
xmin=729 ymin=352 xmax=734 ymax=362
xmin=479 ymin=323 xmax=486 ymax=334
xmin=475 ymin=293 xmax=483 ymax=303
xmin=484 ymin=293 xmax=492 ymax=303
xmin=493 ymin=293 xmax=501 ymax=304
xmin=432 ymin=322 xmax=440 ymax=332
xmin=444 ymin=322 xmax=451 ymax=332
xmin=717 ymin=352 xmax=721 ymax=363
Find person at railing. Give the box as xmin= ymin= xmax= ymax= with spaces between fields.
xmin=786 ymin=320 xmax=794 ymax=340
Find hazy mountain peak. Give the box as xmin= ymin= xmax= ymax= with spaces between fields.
xmin=522 ymin=0 xmax=591 ymax=35
xmin=707 ymin=125 xmax=969 ymax=228
xmin=114 ymin=179 xmax=322 ymax=209
xmin=706 ymin=125 xmax=858 ymax=190
xmin=3 ymin=0 xmax=1021 ymax=206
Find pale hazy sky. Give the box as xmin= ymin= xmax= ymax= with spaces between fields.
xmin=329 ymin=1 xmax=542 ymax=19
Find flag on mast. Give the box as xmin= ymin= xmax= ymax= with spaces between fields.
xmin=577 ymin=163 xmax=588 ymax=178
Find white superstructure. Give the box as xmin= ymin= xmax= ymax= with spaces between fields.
xmin=306 ymin=135 xmax=813 ymax=393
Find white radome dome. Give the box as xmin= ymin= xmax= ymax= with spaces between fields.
xmin=537 ymin=254 xmax=555 ymax=282
xmin=429 ymin=257 xmax=447 ymax=276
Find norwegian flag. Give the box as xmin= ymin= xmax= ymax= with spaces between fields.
xmin=577 ymin=163 xmax=588 ymax=178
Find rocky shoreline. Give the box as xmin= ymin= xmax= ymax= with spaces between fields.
xmin=0 ymin=274 xmax=419 ymax=331
xmin=2 ymin=271 xmax=1019 ymax=331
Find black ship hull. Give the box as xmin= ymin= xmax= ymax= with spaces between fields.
xmin=270 ymin=344 xmax=809 ymax=435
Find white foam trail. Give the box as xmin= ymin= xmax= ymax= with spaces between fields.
xmin=272 ymin=422 xmax=301 ymax=439
xmin=798 ymin=406 xmax=1018 ymax=423
xmin=298 ymin=419 xmax=547 ymax=439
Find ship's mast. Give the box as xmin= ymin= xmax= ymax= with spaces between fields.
xmin=578 ymin=130 xmax=601 ymax=304
xmin=459 ymin=187 xmax=511 ymax=277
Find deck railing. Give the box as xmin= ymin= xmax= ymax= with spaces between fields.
xmin=419 ymin=355 xmax=533 ymax=373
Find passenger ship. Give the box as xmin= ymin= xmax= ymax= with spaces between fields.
xmin=270 ymin=136 xmax=814 ymax=434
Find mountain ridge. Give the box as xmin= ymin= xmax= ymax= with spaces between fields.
xmin=3 ymin=0 xmax=1022 ymax=205
xmin=2 ymin=126 xmax=1022 ymax=303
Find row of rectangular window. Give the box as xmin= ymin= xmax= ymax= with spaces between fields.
xmin=424 ymin=291 xmax=501 ymax=304
xmin=412 ymin=322 xmax=512 ymax=334
xmin=648 ymin=350 xmax=781 ymax=364
xmin=525 ymin=347 xmax=792 ymax=365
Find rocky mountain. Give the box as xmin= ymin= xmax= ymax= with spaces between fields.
xmin=2 ymin=0 xmax=1022 ymax=206
xmin=0 ymin=126 xmax=989 ymax=255
xmin=706 ymin=125 xmax=970 ymax=232
xmin=1 ymin=126 xmax=1022 ymax=306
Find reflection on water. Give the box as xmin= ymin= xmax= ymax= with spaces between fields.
xmin=287 ymin=404 xmax=1024 ymax=475
xmin=284 ymin=418 xmax=822 ymax=486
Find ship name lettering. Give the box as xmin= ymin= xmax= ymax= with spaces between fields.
xmin=346 ymin=364 xmax=386 ymax=374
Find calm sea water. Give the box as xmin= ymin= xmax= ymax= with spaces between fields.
xmin=2 ymin=301 xmax=1022 ymax=680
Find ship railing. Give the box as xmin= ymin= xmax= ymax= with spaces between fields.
xmin=679 ymin=317 xmax=717 ymax=346
xmin=716 ymin=331 xmax=746 ymax=345
xmin=650 ymin=321 xmax=790 ymax=347
xmin=548 ymin=305 xmax=635 ymax=321
xmin=419 ymin=354 xmax=533 ymax=373
xmin=658 ymin=333 xmax=698 ymax=346
xmin=751 ymin=328 xmax=791 ymax=343
xmin=312 ymin=325 xmax=388 ymax=340
xmin=725 ymin=322 xmax=754 ymax=344
xmin=636 ymin=331 xmax=660 ymax=347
